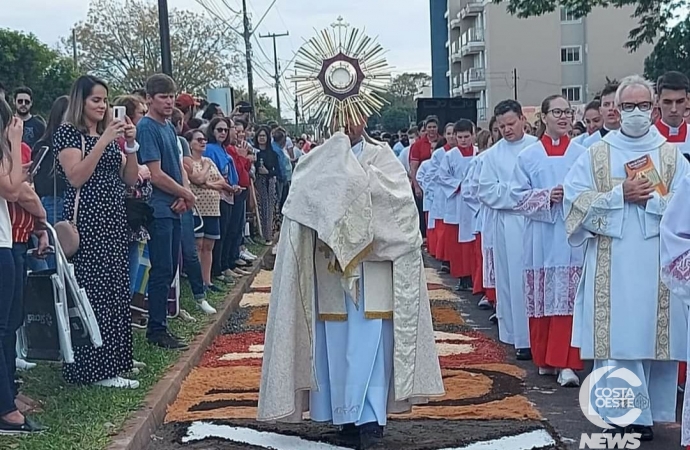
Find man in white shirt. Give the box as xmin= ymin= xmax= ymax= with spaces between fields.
xmin=564 ymin=75 xmax=689 ymax=440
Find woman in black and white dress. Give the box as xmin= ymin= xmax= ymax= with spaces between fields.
xmin=54 ymin=75 xmax=140 ymax=388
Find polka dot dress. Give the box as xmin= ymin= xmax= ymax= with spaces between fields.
xmin=53 ymin=123 xmax=133 ymax=384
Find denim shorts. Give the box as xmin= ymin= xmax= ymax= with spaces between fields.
xmin=193 ymin=216 xmax=221 ymax=240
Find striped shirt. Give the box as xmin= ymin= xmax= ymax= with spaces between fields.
xmin=9 ymin=143 xmax=36 ymax=243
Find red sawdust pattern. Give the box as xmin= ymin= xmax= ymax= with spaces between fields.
xmin=200 ymin=332 xmax=265 ymax=368
xmin=439 ymin=330 xmax=506 ymax=368
xmin=250 ymin=286 xmax=272 ymax=293
xmin=427 ymin=283 xmax=448 ymax=291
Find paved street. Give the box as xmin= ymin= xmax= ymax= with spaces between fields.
xmin=148 ymin=257 xmax=684 ymax=450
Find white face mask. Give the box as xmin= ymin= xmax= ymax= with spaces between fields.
xmin=620 ymin=107 xmax=652 ymax=137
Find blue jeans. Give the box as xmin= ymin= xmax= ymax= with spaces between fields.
xmin=181 ymin=211 xmax=205 ymax=300
xmin=146 ymin=218 xmax=181 ymax=336
xmin=128 ymin=241 xmax=141 ymax=297
xmin=41 ymin=195 xmax=64 ymax=226
xmin=0 ymin=247 xmax=18 ymax=415
xmin=227 ymin=190 xmax=247 ymax=269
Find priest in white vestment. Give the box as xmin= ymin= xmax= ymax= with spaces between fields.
xmin=257 ymin=122 xmax=445 ymax=448
xmin=564 ymin=75 xmax=689 ymax=440
xmin=477 ymin=100 xmax=537 ymax=358
xmin=510 ymin=95 xmax=586 ymax=387
xmin=583 ymin=83 xmax=621 ymax=148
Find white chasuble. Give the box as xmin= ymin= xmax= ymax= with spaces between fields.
xmin=564 ymin=130 xmax=689 ymax=361
xmin=257 ymin=133 xmax=444 ymax=424
xmin=660 ymin=174 xmax=690 ymax=445
xmin=477 ymin=134 xmax=538 ymax=348
xmin=510 ymin=137 xmax=586 ymax=318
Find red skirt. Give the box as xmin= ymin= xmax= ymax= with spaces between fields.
xmin=473 ymin=234 xmax=484 ymax=295
xmin=435 ymin=221 xmax=448 ymax=262
xmin=485 ymin=288 xmax=496 ymax=303
xmin=529 ymin=316 xmax=583 ymax=370
xmin=427 ymin=214 xmax=437 ymax=257
xmin=448 ymin=233 xmax=474 ymax=278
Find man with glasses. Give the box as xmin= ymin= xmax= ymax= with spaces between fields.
xmin=13 ymin=87 xmax=45 ymax=149
xmin=564 ymin=75 xmax=690 ymax=441
xmin=653 ymin=71 xmax=690 ymax=160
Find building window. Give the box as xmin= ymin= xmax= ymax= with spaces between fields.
xmin=560 ymin=46 xmax=581 ymax=64
xmin=560 ymin=7 xmax=581 ymax=23
xmin=562 ymin=86 xmax=582 ymax=103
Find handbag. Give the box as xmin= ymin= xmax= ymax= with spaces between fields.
xmin=54 ymin=135 xmax=85 ymax=258
xmin=125 ymin=197 xmax=154 ymax=230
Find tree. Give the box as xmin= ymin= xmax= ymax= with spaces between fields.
xmin=388 ymin=73 xmax=432 ymax=105
xmin=644 ymin=17 xmax=690 ymax=81
xmin=66 ymin=0 xmax=244 ymax=93
xmin=233 ymin=87 xmax=280 ymax=124
xmin=492 ymin=0 xmax=688 ymax=51
xmin=0 ymin=29 xmax=78 ymax=115
xmin=380 ymin=106 xmax=414 ymax=132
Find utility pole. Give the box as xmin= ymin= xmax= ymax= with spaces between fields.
xmin=241 ymin=0 xmax=256 ymax=120
xmin=260 ymin=32 xmax=289 ymax=120
xmin=158 ymin=0 xmax=173 ymax=76
xmin=512 ymin=68 xmax=518 ymax=100
xmin=71 ymin=28 xmax=78 ymax=70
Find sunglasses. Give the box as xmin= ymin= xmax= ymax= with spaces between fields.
xmin=17 ymin=99 xmax=31 ymax=105
xmin=195 ymin=137 xmax=208 ymax=143
xmin=215 ymin=128 xmax=229 ymax=133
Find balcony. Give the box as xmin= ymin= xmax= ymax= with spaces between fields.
xmin=477 ymin=106 xmax=487 ymax=122
xmin=451 ymin=76 xmax=463 ymax=97
xmin=462 ymin=67 xmax=486 ymax=94
xmin=461 ymin=28 xmax=485 ymax=56
xmin=460 ymin=1 xmax=484 ymax=19
xmin=450 ymin=40 xmax=462 ymax=64
xmin=450 ymin=17 xmax=462 ymax=29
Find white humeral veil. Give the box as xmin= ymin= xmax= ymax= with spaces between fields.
xmin=257 ymin=132 xmax=445 ymax=423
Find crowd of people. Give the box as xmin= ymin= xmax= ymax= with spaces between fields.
xmin=410 ymin=71 xmax=690 ymax=446
xmin=0 ymin=73 xmax=318 ymax=434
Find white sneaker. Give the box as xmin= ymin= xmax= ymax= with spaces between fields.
xmin=558 ymin=369 xmax=580 ymax=387
xmin=538 ymin=367 xmax=558 ymax=376
xmin=16 ymin=358 xmax=36 ymax=371
xmin=132 ymin=360 xmax=147 ymax=369
xmin=93 ymin=377 xmax=140 ymax=389
xmin=477 ymin=297 xmax=491 ymax=309
xmin=241 ymin=250 xmax=257 ymax=260
xmin=198 ymin=300 xmax=217 ymax=315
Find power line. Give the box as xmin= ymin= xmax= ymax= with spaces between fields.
xmin=260 ymin=31 xmax=289 ymax=120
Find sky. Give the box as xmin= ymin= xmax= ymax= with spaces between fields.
xmin=0 ymin=0 xmax=431 ymax=111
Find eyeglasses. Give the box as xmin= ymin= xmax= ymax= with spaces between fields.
xmin=194 ymin=137 xmax=207 ymax=143
xmin=215 ymin=128 xmax=229 ymax=133
xmin=17 ymin=99 xmax=31 ymax=105
xmin=619 ymin=102 xmax=653 ymax=112
xmin=548 ymin=108 xmax=574 ymax=118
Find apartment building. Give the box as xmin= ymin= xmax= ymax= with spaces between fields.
xmin=429 ymin=0 xmax=651 ymax=125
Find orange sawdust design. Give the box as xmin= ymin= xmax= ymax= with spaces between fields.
xmin=432 ymin=305 xmax=465 ymax=326
xmin=397 ymin=395 xmax=541 ymax=421
xmin=248 ymin=305 xmax=268 ymax=326
xmin=165 ymin=366 xmax=260 ymax=423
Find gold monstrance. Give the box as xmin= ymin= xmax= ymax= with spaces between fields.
xmin=292 ymin=17 xmax=392 ymax=131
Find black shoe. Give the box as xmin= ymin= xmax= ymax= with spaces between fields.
xmin=0 ymin=417 xmax=46 ymax=435
xmin=338 ymin=423 xmax=358 ymax=437
xmin=147 ymin=331 xmax=189 ymax=350
xmin=489 ymin=313 xmax=498 ymax=324
xmin=626 ymin=425 xmax=653 ymax=441
xmin=453 ymin=282 xmax=463 ymax=292
xmin=516 ymin=348 xmax=532 ymax=360
xmin=358 ymin=423 xmax=384 ymax=450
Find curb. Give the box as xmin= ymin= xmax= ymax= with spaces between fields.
xmin=107 ymin=246 xmax=271 ymax=450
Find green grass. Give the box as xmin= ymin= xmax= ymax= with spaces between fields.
xmin=0 ymin=243 xmax=264 ymax=450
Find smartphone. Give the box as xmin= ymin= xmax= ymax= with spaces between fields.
xmin=30 ymin=146 xmax=50 ymax=178
xmin=238 ymin=105 xmax=253 ymax=114
xmin=113 ymin=106 xmax=126 ymax=121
